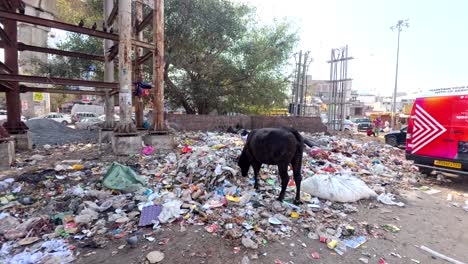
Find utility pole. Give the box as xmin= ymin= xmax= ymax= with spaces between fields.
xmin=390 ymin=19 xmax=409 ymax=129
xmin=293 ymin=51 xmax=302 ymax=116
xmin=300 ymin=53 xmax=312 ymax=116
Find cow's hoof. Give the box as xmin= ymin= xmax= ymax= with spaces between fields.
xmin=293 ymin=199 xmax=303 ymax=205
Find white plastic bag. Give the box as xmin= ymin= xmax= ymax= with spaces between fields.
xmin=302 ymin=174 xmax=377 ymax=203
xmin=377 ymin=193 xmax=405 ymax=207
xmin=158 ymin=200 xmax=182 ymax=223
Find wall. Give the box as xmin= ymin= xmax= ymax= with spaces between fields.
xmin=166 ymin=114 xmax=327 ymax=133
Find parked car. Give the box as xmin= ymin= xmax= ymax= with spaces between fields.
xmin=75 ymin=117 xmax=103 ymax=130
xmin=353 ymin=118 xmax=372 ymax=132
xmin=385 ymin=126 xmax=407 ymax=147
xmin=330 ymin=119 xmax=357 ymax=133
xmin=30 ymin=112 xmax=71 ymax=125
xmin=0 ymin=110 xmax=27 ymax=122
xmin=72 ymin=112 xmax=99 ymax=123
xmin=98 ymin=114 xmax=120 ymax=122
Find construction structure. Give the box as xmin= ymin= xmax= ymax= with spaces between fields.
xmin=0 ymin=0 xmax=168 ymax=160
xmin=290 ymin=50 xmax=312 ymax=116
xmin=327 ymin=45 xmax=353 ymax=131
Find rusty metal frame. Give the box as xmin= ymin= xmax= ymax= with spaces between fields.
xmin=136 ymin=12 xmax=152 ymax=33
xmin=0 ymin=61 xmax=12 ymax=73
xmin=0 ymin=10 xmax=119 ymax=40
xmin=1 ymin=11 xmax=156 ymax=48
xmin=18 ymin=42 xmax=105 ymax=61
xmin=0 ymin=0 xmax=166 ymax=137
xmin=0 ymin=26 xmax=11 ymax=45
xmin=0 ymin=73 xmax=118 ymax=88
xmin=19 ymin=85 xmax=108 ymax=96
xmin=106 ymin=3 xmax=118 ymax=27
xmin=137 ymin=51 xmax=153 ymax=65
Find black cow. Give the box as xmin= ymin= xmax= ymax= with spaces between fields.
xmin=237 ymin=127 xmax=315 ymax=204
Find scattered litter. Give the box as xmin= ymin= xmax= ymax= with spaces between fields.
xmin=142 ymin=146 xmax=155 ymax=156
xmin=139 ymin=205 xmax=162 ymax=226
xmin=344 ymin=236 xmax=367 ymax=249
xmin=377 ymin=193 xmax=405 ymax=207
xmin=0 ymin=131 xmax=447 ymax=263
xmin=382 ymin=224 xmax=400 ymax=233
xmin=419 ymin=245 xmax=466 ymax=264
xmin=311 ymin=252 xmax=320 ymax=259
xmin=102 ymin=162 xmax=146 ymax=192
xmin=146 ymin=250 xmax=165 ymax=263
xmin=424 ymin=189 xmax=442 ymax=195
xmin=359 ymin=257 xmax=369 ymax=263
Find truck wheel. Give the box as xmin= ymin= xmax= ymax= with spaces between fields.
xmin=418 ymin=166 xmax=433 ymax=175
xmin=62 ymin=121 xmax=68 ymax=125
xmin=386 ymin=136 xmax=398 ymax=147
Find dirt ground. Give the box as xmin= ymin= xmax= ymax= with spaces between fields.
xmin=74 ymin=175 xmax=468 ymax=264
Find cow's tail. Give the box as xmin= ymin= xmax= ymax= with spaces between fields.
xmin=283 ymin=127 xmax=317 ymax=148
xmin=304 ymin=138 xmax=317 ymax=148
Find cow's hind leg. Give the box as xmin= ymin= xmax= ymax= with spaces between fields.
xmin=252 ymin=162 xmax=261 ymax=190
xmin=291 ymin=153 xmax=303 ymax=205
xmin=277 ymin=163 xmax=289 ymax=202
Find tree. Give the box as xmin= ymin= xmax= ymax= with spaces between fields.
xmin=44 ymin=0 xmax=298 ymax=115
xmin=164 ymin=0 xmax=298 ymax=114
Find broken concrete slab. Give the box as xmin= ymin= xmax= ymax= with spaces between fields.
xmin=143 ymin=133 xmax=176 ymax=150
xmin=111 ymin=134 xmax=142 ymax=155
xmin=0 ymin=139 xmax=15 ymax=168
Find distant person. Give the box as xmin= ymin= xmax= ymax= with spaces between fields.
xmin=367 ymin=126 xmax=376 ymax=137
xmin=373 ymin=117 xmax=381 ymax=136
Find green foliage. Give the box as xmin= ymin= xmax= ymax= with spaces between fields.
xmin=164 ymin=0 xmax=298 ymax=114
xmin=57 ymin=0 xmax=103 ymax=26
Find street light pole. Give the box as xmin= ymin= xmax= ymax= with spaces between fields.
xmin=390 ymin=19 xmax=409 ymax=129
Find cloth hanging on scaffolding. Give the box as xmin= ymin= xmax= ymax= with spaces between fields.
xmin=133 ymin=81 xmax=153 ymax=97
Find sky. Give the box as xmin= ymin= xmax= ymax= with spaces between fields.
xmin=240 ymin=0 xmax=468 ymax=95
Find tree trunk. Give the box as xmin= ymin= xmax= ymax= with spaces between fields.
xmin=163 ymin=63 xmax=196 ymax=114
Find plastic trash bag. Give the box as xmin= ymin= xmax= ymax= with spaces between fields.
xmin=103 ymin=162 xmax=146 ymax=192
xmin=158 ymin=200 xmax=182 ymax=223
xmin=302 ymin=174 xmax=377 ymax=203
xmin=377 ymin=193 xmax=405 ymax=207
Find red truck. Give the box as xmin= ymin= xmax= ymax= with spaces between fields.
xmin=406 ymin=87 xmax=468 ymax=175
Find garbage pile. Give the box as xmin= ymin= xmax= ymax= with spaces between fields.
xmin=27 ymin=119 xmax=97 ymax=146
xmin=0 ymin=131 xmax=438 ymax=263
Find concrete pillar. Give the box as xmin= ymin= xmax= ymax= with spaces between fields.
xmin=115 ymin=0 xmax=136 ymax=134
xmin=103 ymin=0 xmax=115 ymax=129
xmin=134 ymin=1 xmax=144 ymax=129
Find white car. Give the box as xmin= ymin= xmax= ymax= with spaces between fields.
xmin=330 ymin=119 xmax=357 ymax=133
xmin=98 ymin=114 xmax=120 ymax=122
xmin=30 ymin=112 xmax=72 ymax=125
xmin=0 ymin=110 xmax=27 ymax=122
xmin=75 ymin=117 xmax=104 ymax=130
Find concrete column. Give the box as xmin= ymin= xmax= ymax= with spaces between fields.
xmin=115 ymin=0 xmax=136 ymax=134
xmin=134 ymin=1 xmax=144 ymax=129
xmin=103 ymin=0 xmax=115 ymax=129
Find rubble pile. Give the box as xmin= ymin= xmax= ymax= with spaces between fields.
xmin=0 ymin=131 xmax=455 ymax=263
xmin=27 ymin=119 xmax=97 ymax=146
